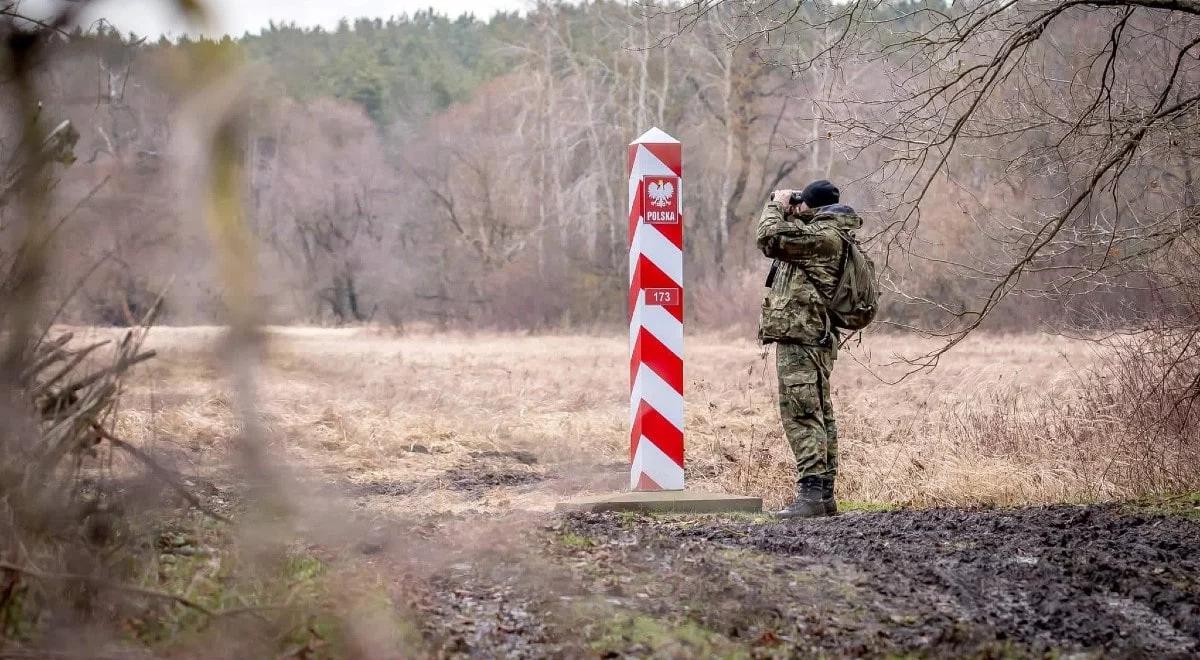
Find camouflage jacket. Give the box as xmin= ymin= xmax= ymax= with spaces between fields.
xmin=756 ymin=201 xmax=863 ymax=346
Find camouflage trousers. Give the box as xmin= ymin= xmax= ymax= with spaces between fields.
xmin=776 ymin=343 xmax=838 ymax=482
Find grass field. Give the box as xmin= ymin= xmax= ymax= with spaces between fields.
xmin=93 ymin=326 xmax=1117 ymax=511
xmin=23 ymin=326 xmax=1198 ymax=658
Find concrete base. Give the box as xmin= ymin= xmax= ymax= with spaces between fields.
xmin=555 ymin=490 xmax=762 ymax=514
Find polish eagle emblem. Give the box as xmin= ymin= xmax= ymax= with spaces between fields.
xmin=648 ymin=179 xmax=675 ymax=207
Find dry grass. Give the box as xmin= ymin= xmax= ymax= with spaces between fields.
xmin=70 ymin=325 xmax=1177 ymax=512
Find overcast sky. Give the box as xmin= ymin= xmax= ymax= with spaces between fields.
xmin=18 ymin=0 xmax=530 ymax=37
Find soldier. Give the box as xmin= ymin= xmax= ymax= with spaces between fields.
xmin=757 ymin=180 xmax=863 ymax=518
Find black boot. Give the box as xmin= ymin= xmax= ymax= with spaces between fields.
xmin=823 ymin=477 xmax=837 ymax=516
xmin=778 ymin=476 xmax=833 ymax=519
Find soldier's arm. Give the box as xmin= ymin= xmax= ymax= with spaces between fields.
xmin=757 ymin=201 xmax=822 ymax=262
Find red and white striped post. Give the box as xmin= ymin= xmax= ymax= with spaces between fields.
xmin=628 ymin=128 xmax=685 ymax=491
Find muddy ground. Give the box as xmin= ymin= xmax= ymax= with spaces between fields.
xmin=392 ymin=500 xmax=1200 ymax=658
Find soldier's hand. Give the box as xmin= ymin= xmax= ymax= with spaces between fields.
xmin=772 ymin=189 xmax=794 ymax=205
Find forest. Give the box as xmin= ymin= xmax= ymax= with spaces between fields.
xmin=16 ymin=0 xmax=1193 ymax=334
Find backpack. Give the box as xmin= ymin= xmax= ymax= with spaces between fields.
xmin=826 ymin=229 xmax=878 ymax=331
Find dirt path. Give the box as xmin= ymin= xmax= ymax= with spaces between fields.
xmin=399 ymin=505 xmax=1200 ymax=658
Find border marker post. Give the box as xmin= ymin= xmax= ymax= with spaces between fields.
xmin=556 ymin=128 xmax=761 ymax=515
xmin=628 ymin=127 xmax=685 ymax=491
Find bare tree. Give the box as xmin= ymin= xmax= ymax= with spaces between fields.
xmin=256 ymin=98 xmax=390 ymax=323
xmin=672 ymin=0 xmax=1200 ymax=366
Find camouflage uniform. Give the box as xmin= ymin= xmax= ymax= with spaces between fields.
xmin=756 ymin=200 xmax=863 ymax=482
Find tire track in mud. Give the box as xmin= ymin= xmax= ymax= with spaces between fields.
xmin=345 ymin=451 xmax=550 ymax=501
xmin=564 ymin=505 xmax=1200 ymax=658
xmin=410 ymin=505 xmax=1199 ymax=658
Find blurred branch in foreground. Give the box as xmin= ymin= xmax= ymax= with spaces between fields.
xmin=0 ymin=0 xmax=266 ymax=650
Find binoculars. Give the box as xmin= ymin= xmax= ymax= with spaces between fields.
xmin=770 ymin=191 xmax=807 ymax=206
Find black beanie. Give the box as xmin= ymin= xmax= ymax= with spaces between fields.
xmin=800 ymin=180 xmax=840 ymax=208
